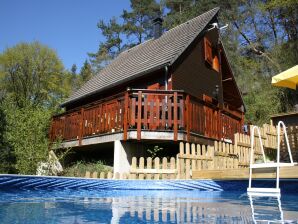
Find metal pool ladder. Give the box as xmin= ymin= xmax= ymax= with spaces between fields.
xmin=247 ymin=121 xmax=296 ymax=196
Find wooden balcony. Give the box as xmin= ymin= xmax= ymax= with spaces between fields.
xmin=50 ymin=89 xmax=244 ymax=146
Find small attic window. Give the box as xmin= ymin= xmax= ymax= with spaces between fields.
xmin=204 ymin=37 xmax=213 ymax=66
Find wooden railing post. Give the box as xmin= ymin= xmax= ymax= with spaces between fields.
xmin=173 ymin=92 xmax=178 ymax=141
xmin=123 ymin=91 xmax=129 ymax=141
xmin=79 ymin=108 xmax=84 ymax=146
xmin=218 ymin=110 xmax=222 ymax=140
xmin=137 ymin=91 xmax=142 ymax=140
xmin=185 ymin=95 xmax=190 ymax=142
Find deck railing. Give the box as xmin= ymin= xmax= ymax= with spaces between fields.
xmin=50 ymin=89 xmax=243 ymax=144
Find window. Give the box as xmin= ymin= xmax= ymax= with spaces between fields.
xmin=204 ymin=37 xmax=220 ymax=72
xmin=204 ymin=37 xmax=213 ymax=66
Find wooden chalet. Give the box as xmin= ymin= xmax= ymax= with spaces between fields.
xmin=50 ymin=8 xmax=245 ymax=168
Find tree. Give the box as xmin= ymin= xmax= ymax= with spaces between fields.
xmin=0 ymin=100 xmax=16 ymax=173
xmin=80 ymin=60 xmax=93 ymax=83
xmin=71 ymin=64 xmax=77 ymax=76
xmin=0 ymin=42 xmax=71 ymax=174
xmin=0 ymin=42 xmax=68 ymax=109
xmin=69 ymin=63 xmax=81 ymax=91
xmin=3 ymin=99 xmax=51 ymax=174
xmin=89 ymin=0 xmax=161 ymax=71
xmin=89 ymin=18 xmax=124 ymax=72
xmin=122 ymin=0 xmax=160 ymax=46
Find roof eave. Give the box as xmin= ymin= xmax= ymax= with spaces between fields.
xmin=61 ymin=63 xmax=170 ymax=108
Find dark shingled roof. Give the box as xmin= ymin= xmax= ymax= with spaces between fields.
xmin=62 ymin=7 xmax=219 ymax=107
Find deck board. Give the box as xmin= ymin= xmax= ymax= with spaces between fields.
xmin=192 ymin=166 xmax=298 ymax=179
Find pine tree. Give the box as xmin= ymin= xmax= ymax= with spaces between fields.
xmin=89 ymin=17 xmax=123 ymax=72
xmin=71 ymin=64 xmax=77 ymax=76
xmin=80 ymin=60 xmax=93 ymax=83
xmin=122 ymin=0 xmax=160 ymax=46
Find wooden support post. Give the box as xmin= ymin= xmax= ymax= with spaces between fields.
xmin=123 ymin=91 xmax=129 ymax=141
xmin=223 ymin=143 xmax=226 ymax=169
xmin=131 ymin=157 xmax=137 ymax=179
xmin=208 ymin=145 xmax=214 ymax=169
xmin=179 ymin=142 xmax=185 ymax=179
xmin=99 ymin=172 xmax=105 ymax=179
xmin=137 ymin=91 xmax=142 ymax=140
xmin=162 ymin=157 xmax=167 ymax=179
xmin=154 ymin=157 xmax=160 ymax=180
xmin=107 ymin=172 xmax=113 ymax=179
xmin=170 ymin=157 xmax=176 ymax=179
xmin=214 ymin=141 xmax=218 ymax=169
xmin=197 ymin=144 xmax=202 ymax=171
xmin=146 ymin=157 xmax=152 ymax=180
xmin=191 ymin=143 xmax=196 ymax=171
xmin=202 ymin=145 xmax=206 ymax=170
xmin=234 ymin=133 xmax=238 ymax=168
xmin=185 ymin=95 xmax=190 ymax=142
xmin=185 ymin=143 xmax=190 ymax=179
xmin=218 ymin=141 xmax=223 ymax=169
xmin=79 ymin=108 xmax=84 ymax=146
xmin=92 ymin=172 xmax=98 ymax=178
xmin=173 ymin=92 xmax=178 ymax=141
xmin=85 ymin=171 xmax=90 ymax=178
xmin=139 ymin=157 xmax=145 ymax=180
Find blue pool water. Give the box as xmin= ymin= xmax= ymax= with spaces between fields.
xmin=0 ymin=175 xmax=298 ymax=223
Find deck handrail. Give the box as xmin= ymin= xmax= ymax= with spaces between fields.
xmin=50 ymin=89 xmax=244 ymax=144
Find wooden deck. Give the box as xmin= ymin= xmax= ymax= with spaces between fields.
xmin=192 ymin=166 xmax=298 ymax=179
xmin=50 ymin=89 xmax=244 ymax=146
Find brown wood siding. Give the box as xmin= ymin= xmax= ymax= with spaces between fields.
xmin=172 ymin=31 xmax=223 ymax=105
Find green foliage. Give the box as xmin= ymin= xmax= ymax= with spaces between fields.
xmin=63 ymin=160 xmax=112 ymax=177
xmin=147 ymin=145 xmax=164 ymax=159
xmin=0 ymin=42 xmax=68 ymax=109
xmin=89 ymin=0 xmax=160 ymax=71
xmin=0 ymin=100 xmax=16 ymax=173
xmin=243 ymin=78 xmax=282 ymax=125
xmin=3 ymin=99 xmax=51 ymax=174
xmin=0 ymin=42 xmax=74 ymax=174
xmin=122 ymin=0 xmax=160 ymax=45
xmin=71 ymin=64 xmax=77 ymax=75
xmin=89 ymin=18 xmax=123 ymax=72
xmin=79 ymin=60 xmax=93 ymax=83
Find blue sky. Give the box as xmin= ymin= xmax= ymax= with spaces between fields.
xmin=0 ymin=0 xmax=130 ymax=71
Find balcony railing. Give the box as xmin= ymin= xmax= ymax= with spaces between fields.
xmin=50 ymin=89 xmax=244 ymax=145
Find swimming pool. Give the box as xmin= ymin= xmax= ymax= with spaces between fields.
xmin=0 ymin=175 xmax=297 ymax=223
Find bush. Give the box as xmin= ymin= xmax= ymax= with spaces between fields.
xmin=63 ymin=160 xmax=113 ymax=177
xmin=3 ymin=100 xmax=51 ymax=174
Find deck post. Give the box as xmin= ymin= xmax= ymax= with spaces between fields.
xmin=185 ymin=95 xmax=190 ymax=142
xmin=79 ymin=108 xmax=84 ymax=146
xmin=137 ymin=91 xmax=142 ymax=140
xmin=123 ymin=91 xmax=129 ymax=141
xmin=173 ymin=92 xmax=178 ymax=141
xmin=217 ymin=110 xmax=221 ymax=140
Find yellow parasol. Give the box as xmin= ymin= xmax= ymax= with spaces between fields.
xmin=272 ymin=65 xmax=298 ymax=90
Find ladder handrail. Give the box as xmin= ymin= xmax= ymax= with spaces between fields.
xmin=249 ymin=126 xmax=265 ymax=189
xmin=248 ymin=121 xmax=295 ymax=191
xmin=277 ymin=121 xmax=294 ymax=164
xmin=250 ymin=126 xmax=266 ymax=164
